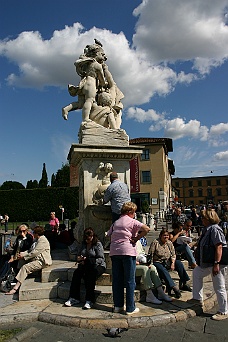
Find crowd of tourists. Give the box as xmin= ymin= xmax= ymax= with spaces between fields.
xmin=1 ymin=172 xmax=227 ymax=320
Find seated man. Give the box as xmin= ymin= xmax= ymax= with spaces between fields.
xmin=169 ymin=221 xmax=196 ymax=269
xmin=172 ymin=207 xmax=187 ymax=225
xmin=5 ymin=226 xmax=52 ymax=295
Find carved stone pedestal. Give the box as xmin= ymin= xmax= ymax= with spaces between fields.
xmin=68 ymin=142 xmax=143 ymax=243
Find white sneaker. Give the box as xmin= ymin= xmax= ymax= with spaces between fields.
xmin=64 ymin=297 xmax=80 ymax=307
xmin=211 ymin=312 xmax=228 ymax=321
xmin=126 ymin=307 xmax=140 ymax=315
xmin=113 ymin=306 xmax=124 ymax=313
xmin=83 ymin=301 xmax=93 ymax=310
xmin=157 ymin=293 xmax=173 ymax=302
xmin=146 ymin=295 xmax=162 ymax=305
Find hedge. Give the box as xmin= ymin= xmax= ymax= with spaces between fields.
xmin=0 ymin=187 xmax=79 ymax=222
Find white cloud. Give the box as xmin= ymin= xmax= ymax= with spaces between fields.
xmin=126 ymin=107 xmax=210 ymax=141
xmin=207 ymin=123 xmax=228 ymax=147
xmin=0 ymin=1 xmax=228 ymax=110
xmin=133 ymin=0 xmax=228 ymax=73
xmin=213 ymin=150 xmax=228 ymax=161
xmin=126 ymin=107 xmax=165 ymax=122
xmin=0 ymin=10 xmax=209 ymax=108
xmin=0 ymin=24 xmax=186 ymax=106
xmin=163 ymin=118 xmax=209 ymax=141
xmin=210 ymin=123 xmax=228 ymax=135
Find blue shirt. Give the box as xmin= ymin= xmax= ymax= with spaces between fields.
xmin=103 ymin=179 xmax=131 ymax=214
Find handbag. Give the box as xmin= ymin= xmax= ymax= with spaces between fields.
xmin=0 ymin=279 xmax=12 ymax=293
xmin=0 ymin=267 xmax=16 ymax=293
xmin=202 ymin=229 xmax=228 ymax=265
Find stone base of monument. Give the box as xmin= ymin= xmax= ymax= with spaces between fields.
xmin=68 ymin=135 xmax=144 ymax=242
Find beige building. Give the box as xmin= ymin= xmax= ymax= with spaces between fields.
xmin=129 ymin=138 xmax=175 ymax=214
xmin=172 ymin=175 xmax=228 ymax=207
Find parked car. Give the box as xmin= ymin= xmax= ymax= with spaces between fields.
xmin=184 ymin=208 xmax=192 ymax=219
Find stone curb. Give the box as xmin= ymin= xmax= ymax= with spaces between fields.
xmin=36 ymin=292 xmax=217 ymax=329
xmin=0 ymin=292 xmax=217 ymax=331
xmin=7 ymin=327 xmax=40 ymax=342
xmin=0 ymin=313 xmax=39 ymax=325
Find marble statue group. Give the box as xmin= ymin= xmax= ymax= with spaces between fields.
xmin=62 ymin=39 xmax=124 ymax=130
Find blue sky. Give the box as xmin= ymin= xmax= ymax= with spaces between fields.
xmin=1 ymin=0 xmax=228 ymax=187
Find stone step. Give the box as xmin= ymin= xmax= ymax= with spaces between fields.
xmin=19 ymin=278 xmax=140 ymax=304
xmin=58 ymin=281 xmax=140 ymax=304
xmin=19 ymin=277 xmax=59 ymax=301
xmin=67 ymin=268 xmax=112 ymax=286
xmin=51 ymin=249 xmax=70 ymax=261
xmin=41 ymin=262 xmax=112 ymax=286
xmin=41 ymin=261 xmax=75 ymax=283
xmin=19 ymin=248 xmax=194 ymax=303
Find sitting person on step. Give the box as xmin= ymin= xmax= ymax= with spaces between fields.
xmin=65 ymin=227 xmax=106 ymax=310
xmin=8 ymin=224 xmax=34 ymax=272
xmin=5 ymin=226 xmax=52 ymax=295
xmin=135 ymin=239 xmax=172 ymax=304
xmin=169 ymin=221 xmax=197 ymax=269
xmin=148 ymin=228 xmax=192 ymax=298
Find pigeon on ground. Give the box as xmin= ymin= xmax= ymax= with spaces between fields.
xmin=106 ymin=328 xmax=128 ymax=338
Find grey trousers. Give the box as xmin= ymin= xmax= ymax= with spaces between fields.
xmin=16 ymin=259 xmax=43 ymax=284
xmin=135 ymin=264 xmax=162 ymax=290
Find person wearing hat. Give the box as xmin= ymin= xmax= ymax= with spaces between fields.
xmin=103 ymin=172 xmax=131 ymax=223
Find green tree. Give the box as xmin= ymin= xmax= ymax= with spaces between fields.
xmin=33 ymin=180 xmax=39 ymax=188
xmin=51 ymin=163 xmax=70 ymax=188
xmin=141 ymin=200 xmax=150 ymax=213
xmin=39 ymin=163 xmax=48 ymax=188
xmin=0 ymin=181 xmax=25 ymax=190
xmin=26 ymin=180 xmax=33 ymax=189
xmin=26 ymin=180 xmax=39 ymax=189
xmin=51 ymin=173 xmax=56 ymax=187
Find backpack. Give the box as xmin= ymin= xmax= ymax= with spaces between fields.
xmin=0 ymin=267 xmax=16 ymax=293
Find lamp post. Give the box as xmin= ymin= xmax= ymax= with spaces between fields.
xmin=59 ymin=205 xmax=64 ymax=223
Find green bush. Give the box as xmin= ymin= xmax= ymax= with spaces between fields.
xmin=0 ymin=187 xmax=79 ymax=222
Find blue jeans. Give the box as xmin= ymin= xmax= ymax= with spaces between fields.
xmin=175 ymin=244 xmax=196 ymax=266
xmin=154 ymin=260 xmax=190 ymax=292
xmin=111 ymin=255 xmax=136 ymax=313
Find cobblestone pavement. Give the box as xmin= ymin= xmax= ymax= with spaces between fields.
xmin=2 ymin=304 xmax=228 ymax=342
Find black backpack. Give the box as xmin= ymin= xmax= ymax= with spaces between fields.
xmin=0 ymin=267 xmax=16 ymax=292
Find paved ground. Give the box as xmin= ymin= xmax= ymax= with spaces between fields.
xmin=1 ymin=305 xmax=228 ymax=342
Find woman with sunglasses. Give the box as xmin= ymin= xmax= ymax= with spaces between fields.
xmin=8 ymin=224 xmax=34 ymax=270
xmin=5 ymin=226 xmax=52 ymax=295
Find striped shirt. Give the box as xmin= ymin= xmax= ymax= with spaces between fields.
xmin=103 ymin=179 xmax=131 ymax=214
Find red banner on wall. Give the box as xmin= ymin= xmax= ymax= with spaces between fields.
xmin=130 ymin=157 xmax=140 ymax=193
